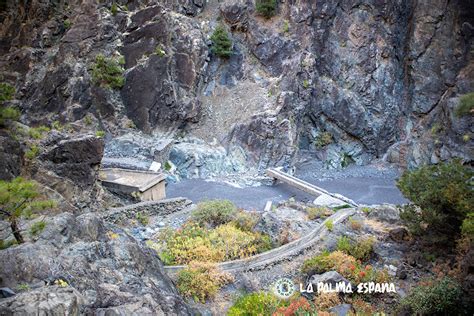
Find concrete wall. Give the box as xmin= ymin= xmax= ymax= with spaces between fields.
xmin=141 ymin=181 xmax=166 ymax=201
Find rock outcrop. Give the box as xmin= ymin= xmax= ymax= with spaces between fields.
xmin=41 ymin=134 xmax=104 ymax=186
xmin=0 ymin=212 xmax=194 ymax=314
xmin=0 ymin=132 xmax=23 ymax=180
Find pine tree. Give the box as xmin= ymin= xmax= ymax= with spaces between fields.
xmin=0 ymin=178 xmax=55 ymax=243
xmin=255 ymin=0 xmax=277 ymax=19
xmin=210 ymin=25 xmax=233 ymax=58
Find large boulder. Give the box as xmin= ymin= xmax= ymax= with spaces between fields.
xmin=0 ymin=286 xmax=83 ymax=315
xmin=0 ymin=212 xmax=194 ymax=314
xmin=41 ymin=134 xmax=104 ymax=186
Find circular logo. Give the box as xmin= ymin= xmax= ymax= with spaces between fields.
xmin=272 ymin=278 xmax=296 ymax=299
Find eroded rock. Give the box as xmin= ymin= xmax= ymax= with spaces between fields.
xmin=0 ymin=212 xmax=194 ymax=314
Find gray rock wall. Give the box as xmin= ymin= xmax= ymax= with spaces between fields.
xmin=102 ymin=197 xmax=192 ymax=223
xmin=0 ymin=0 xmax=471 ymax=171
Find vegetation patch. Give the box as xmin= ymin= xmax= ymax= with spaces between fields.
xmin=255 ymin=0 xmax=277 ymax=19
xmin=228 ymin=292 xmax=282 ymax=316
xmin=191 ymin=199 xmax=237 ymax=228
xmin=455 ymin=92 xmax=474 ymax=117
xmin=336 ymin=236 xmax=375 ymax=260
xmin=0 ymin=82 xmax=15 ymax=102
xmin=28 ymin=126 xmax=50 ymax=140
xmin=0 ymin=82 xmax=19 ymax=127
xmin=90 ymin=54 xmax=125 ymax=89
xmin=305 ymin=206 xmax=332 ymax=220
xmin=29 ymin=220 xmax=46 ymax=236
xmin=149 ymin=200 xmax=273 ymax=265
xmin=301 ymin=250 xmax=389 ymax=284
xmin=397 ymin=160 xmax=473 ymax=244
xmin=210 ymin=25 xmax=233 ymax=58
xmin=324 ymin=219 xmax=334 ymax=231
xmin=25 ymin=145 xmax=40 ymax=160
xmin=315 ymin=131 xmax=333 ymax=148
xmin=176 ymin=261 xmax=233 ymax=303
xmin=399 ymin=277 xmax=462 ymax=315
xmin=95 ymin=130 xmax=106 ymax=138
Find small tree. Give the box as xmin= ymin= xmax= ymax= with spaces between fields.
xmin=0 ymin=177 xmax=55 ymax=243
xmin=90 ymin=54 xmax=125 ymax=89
xmin=255 ymin=0 xmax=277 ymax=19
xmin=210 ymin=25 xmax=233 ymax=58
xmin=397 ymin=160 xmax=473 ymax=242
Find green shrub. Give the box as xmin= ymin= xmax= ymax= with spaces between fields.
xmin=306 ymin=206 xmax=332 ymax=220
xmin=51 ymin=120 xmax=63 ymax=131
xmin=349 ymin=237 xmax=375 ymax=261
xmin=16 ymin=283 xmax=30 ymax=291
xmin=232 ymin=210 xmax=259 ymax=231
xmin=0 ymin=239 xmax=17 ymax=250
xmin=282 ymin=20 xmax=289 ymax=33
xmin=110 ymin=3 xmax=118 ymax=16
xmin=28 ymin=126 xmax=50 ymax=139
xmin=336 ymin=236 xmax=351 ymax=253
xmin=315 ymin=132 xmax=333 ymax=148
xmin=461 ymin=212 xmax=474 ymax=238
xmin=302 ymin=250 xmax=348 ymax=275
xmin=63 ymin=19 xmax=71 ymax=29
xmin=25 ymin=145 xmax=40 ymax=160
xmin=83 ymin=115 xmax=93 ymax=126
xmin=397 ymin=160 xmax=473 ymax=242
xmin=333 ymin=204 xmax=352 ymax=211
xmin=0 ymin=82 xmax=15 ymax=102
xmin=90 ymin=54 xmax=125 ymax=89
xmin=176 ymin=262 xmax=233 ymax=303
xmin=95 ymin=130 xmax=106 ymax=138
xmin=155 ymin=45 xmax=166 ymax=57
xmin=361 ymin=207 xmax=371 ymax=214
xmin=400 ymin=277 xmax=463 ymax=315
xmin=455 ymin=92 xmax=474 ymax=117
xmin=228 ymin=292 xmax=281 ymax=316
xmin=136 ymin=213 xmax=149 ymax=226
xmin=30 ymin=221 xmax=46 ymax=236
xmin=255 ymin=0 xmax=277 ymax=19
xmin=210 ymin=25 xmax=232 ymax=58
xmin=338 ymin=236 xmax=376 ymax=262
xmin=0 ymin=106 xmax=20 ymax=126
xmin=325 ymin=219 xmax=334 ymax=231
xmin=302 ymin=79 xmax=309 ymax=89
xmin=191 ymin=199 xmax=237 ymax=228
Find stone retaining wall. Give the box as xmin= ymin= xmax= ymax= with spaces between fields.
xmin=102 ymin=197 xmax=192 ymax=223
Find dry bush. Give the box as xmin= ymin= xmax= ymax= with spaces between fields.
xmin=176 ymin=261 xmax=234 ymax=303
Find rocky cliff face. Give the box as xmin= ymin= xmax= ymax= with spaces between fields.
xmin=0 ymin=212 xmax=194 ymax=314
xmin=0 ymin=0 xmax=472 ymax=171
